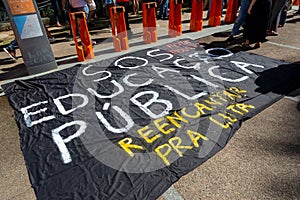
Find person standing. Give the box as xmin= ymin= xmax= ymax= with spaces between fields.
xmin=62 ymin=0 xmax=96 ymax=45
xmin=243 ymin=0 xmax=272 ymax=48
xmin=157 ymin=0 xmax=169 ymax=20
xmin=50 ymin=0 xmax=67 ymax=26
xmin=87 ymin=0 xmax=97 ymax=27
xmin=3 ymin=26 xmax=55 ymax=61
xmin=226 ymin=0 xmax=251 ymax=42
xmin=3 ymin=39 xmax=18 ymax=61
xmin=267 ymin=0 xmax=287 ymax=36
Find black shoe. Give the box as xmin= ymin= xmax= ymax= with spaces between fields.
xmin=226 ymin=35 xmax=234 ymax=42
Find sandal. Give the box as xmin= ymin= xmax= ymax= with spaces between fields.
xmin=254 ymin=42 xmax=261 ymax=48
xmin=266 ymin=31 xmax=278 ymax=36
xmin=241 ymin=43 xmax=251 ymax=48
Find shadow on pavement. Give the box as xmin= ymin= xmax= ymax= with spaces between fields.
xmin=286 ymin=17 xmax=300 ymax=24
xmin=255 ymin=61 xmax=300 ymax=96
xmin=265 ymin=170 xmax=300 ymax=198
xmin=0 ymin=63 xmax=28 ymax=81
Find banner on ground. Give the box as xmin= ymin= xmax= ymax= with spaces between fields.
xmin=3 ymin=39 xmax=285 ymax=199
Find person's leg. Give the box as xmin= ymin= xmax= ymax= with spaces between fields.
xmin=7 ymin=39 xmax=18 ymax=51
xmin=3 ymin=39 xmax=18 ymax=60
xmin=268 ymin=0 xmax=286 ymax=33
xmin=51 ymin=0 xmax=61 ymax=26
xmin=158 ymin=0 xmax=168 ymax=19
xmin=162 ymin=0 xmax=169 ymax=18
xmin=206 ymin=0 xmax=212 ymax=19
xmin=132 ymin=0 xmax=139 ymax=14
xmin=231 ymin=0 xmax=250 ymax=36
xmin=278 ymin=7 xmax=287 ymax=27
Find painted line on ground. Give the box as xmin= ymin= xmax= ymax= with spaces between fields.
xmin=266 ymin=41 xmax=300 ymax=51
xmin=162 ymin=185 xmax=185 ymax=200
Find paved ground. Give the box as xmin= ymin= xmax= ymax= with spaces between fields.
xmin=0 ymin=8 xmax=300 ymax=200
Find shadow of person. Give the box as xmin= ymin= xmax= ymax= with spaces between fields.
xmin=255 ymin=61 xmax=300 ymax=96
xmin=0 ymin=63 xmax=28 ymax=81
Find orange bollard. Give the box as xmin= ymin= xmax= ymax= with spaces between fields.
xmin=208 ymin=0 xmax=223 ymax=26
xmin=169 ymin=0 xmax=183 ymax=37
xmin=293 ymin=0 xmax=299 ymax=5
xmin=190 ymin=0 xmax=203 ymax=32
xmin=69 ymin=12 xmax=94 ymax=62
xmin=110 ymin=6 xmax=129 ymax=52
xmin=142 ymin=2 xmax=158 ymax=44
xmin=225 ymin=0 xmax=239 ymax=23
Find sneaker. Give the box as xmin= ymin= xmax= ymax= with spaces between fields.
xmin=65 ymin=36 xmax=73 ymax=41
xmin=91 ymin=40 xmax=96 ymax=47
xmin=3 ymin=47 xmax=17 ymax=61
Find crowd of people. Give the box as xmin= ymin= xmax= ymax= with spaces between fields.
xmin=2 ymin=0 xmax=300 ymax=61
xmin=226 ymin=0 xmax=300 ymax=48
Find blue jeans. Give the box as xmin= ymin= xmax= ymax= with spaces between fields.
xmin=231 ymin=0 xmax=250 ymax=36
xmin=158 ymin=0 xmax=169 ymax=18
xmin=8 ymin=39 xmax=18 ymax=51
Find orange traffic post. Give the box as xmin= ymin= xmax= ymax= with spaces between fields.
xmin=208 ymin=0 xmax=223 ymax=26
xmin=69 ymin=12 xmax=94 ymax=62
xmin=190 ymin=0 xmax=203 ymax=32
xmin=110 ymin=6 xmax=129 ymax=52
xmin=169 ymin=0 xmax=183 ymax=37
xmin=142 ymin=2 xmax=158 ymax=44
xmin=225 ymin=0 xmax=239 ymax=23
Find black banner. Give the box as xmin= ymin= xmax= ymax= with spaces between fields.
xmin=3 ymin=39 xmax=286 ymax=200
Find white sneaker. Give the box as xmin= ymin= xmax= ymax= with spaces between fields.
xmin=3 ymin=47 xmax=17 ymax=61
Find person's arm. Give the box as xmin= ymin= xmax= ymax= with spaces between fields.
xmin=247 ymin=0 xmax=256 ymax=15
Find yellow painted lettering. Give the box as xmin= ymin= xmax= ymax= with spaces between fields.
xmin=166 ymin=111 xmax=189 ymax=128
xmin=228 ymin=87 xmax=247 ymax=94
xmin=137 ymin=126 xmax=161 ymax=143
xmin=154 ymin=117 xmax=175 ymax=135
xmin=227 ymin=104 xmax=244 ymax=115
xmin=209 ymin=113 xmax=238 ymax=129
xmin=181 ymin=107 xmax=200 ymax=119
xmin=223 ymin=87 xmax=247 ymax=101
xmin=223 ymin=90 xmax=242 ymax=100
xmin=204 ymin=96 xmax=223 ymax=107
xmin=194 ymin=102 xmax=213 ymax=115
xmin=155 ymin=144 xmax=172 ymax=166
xmin=187 ymin=130 xmax=208 ymax=148
xmin=169 ymin=136 xmax=192 ymax=157
xmin=235 ymin=103 xmax=255 ymax=113
xmin=210 ymin=92 xmax=228 ymax=102
xmin=118 ymin=138 xmax=144 ymax=157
